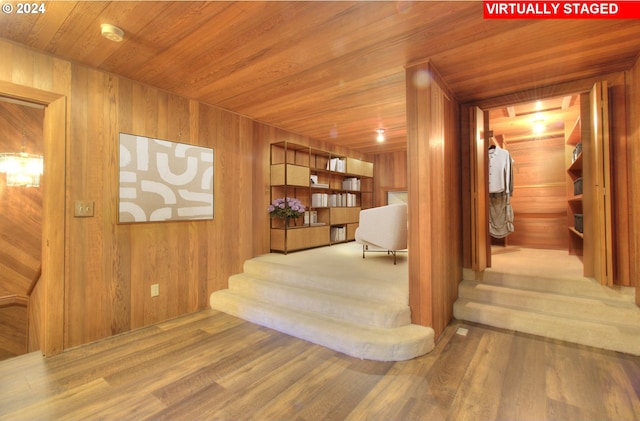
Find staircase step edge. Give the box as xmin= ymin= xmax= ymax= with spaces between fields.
xmin=454 ymin=299 xmax=640 ymax=356
xmin=457 ymin=283 xmax=640 ymax=328
xmin=242 ymin=259 xmax=407 ymax=305
xmin=466 ymin=273 xmax=635 ymax=303
xmin=210 ymin=290 xmax=434 ymax=361
xmin=228 ymin=274 xmax=411 ymax=328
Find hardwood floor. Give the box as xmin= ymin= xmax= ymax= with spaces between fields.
xmin=0 ymin=309 xmax=638 ymax=421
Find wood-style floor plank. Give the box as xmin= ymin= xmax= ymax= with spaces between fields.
xmin=0 ymin=309 xmax=639 ymax=421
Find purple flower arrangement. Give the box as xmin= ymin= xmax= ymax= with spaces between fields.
xmin=268 ymin=197 xmax=306 ymax=219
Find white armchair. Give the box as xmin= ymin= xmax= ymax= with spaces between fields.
xmin=355 ymin=203 xmax=408 ymax=264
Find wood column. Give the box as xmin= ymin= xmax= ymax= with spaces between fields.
xmin=406 ymin=62 xmax=462 ymax=339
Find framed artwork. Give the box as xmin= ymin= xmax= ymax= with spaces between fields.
xmin=118 ymin=133 xmax=214 ymax=223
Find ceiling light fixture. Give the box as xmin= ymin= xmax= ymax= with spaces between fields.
xmin=376 ymin=128 xmax=385 ymax=142
xmin=101 ymin=23 xmax=124 ymax=42
xmin=0 ymin=129 xmax=43 ymax=187
xmin=532 ymin=119 xmax=546 ymax=135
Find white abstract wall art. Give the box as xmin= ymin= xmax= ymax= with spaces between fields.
xmin=118 ymin=133 xmax=214 ymax=223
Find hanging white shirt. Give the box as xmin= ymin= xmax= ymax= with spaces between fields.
xmin=488 ymin=145 xmax=513 ymax=194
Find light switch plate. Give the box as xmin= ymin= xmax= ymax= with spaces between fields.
xmin=74 ymin=200 xmax=94 ymax=217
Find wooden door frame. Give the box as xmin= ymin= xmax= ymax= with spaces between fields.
xmin=469 ymin=79 xmax=619 ymax=287
xmin=469 ymin=106 xmax=491 ymax=272
xmin=589 ymin=81 xmax=615 ymax=286
xmin=0 ymin=81 xmax=66 ymax=356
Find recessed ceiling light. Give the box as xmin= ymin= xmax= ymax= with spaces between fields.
xmin=533 ymin=118 xmax=545 ymax=134
xmin=376 ymin=129 xmax=385 ymax=142
xmin=101 ymin=24 xmax=124 ymax=42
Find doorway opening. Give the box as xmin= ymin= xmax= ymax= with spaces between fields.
xmin=485 ymin=93 xmax=585 ymax=281
xmin=0 ymin=96 xmax=44 ymax=360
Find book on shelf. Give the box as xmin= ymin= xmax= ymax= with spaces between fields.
xmin=342 ymin=177 xmax=360 ymax=191
xmin=312 ymin=192 xmax=357 ymax=207
xmin=303 ymin=210 xmax=318 ymax=225
xmin=312 ymin=193 xmax=328 ymax=207
xmin=310 ymin=175 xmax=329 ymax=188
xmin=326 ymin=157 xmax=345 ymax=173
xmin=330 ymin=226 xmax=346 ymax=242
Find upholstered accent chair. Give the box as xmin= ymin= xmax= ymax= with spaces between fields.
xmin=355 ymin=203 xmax=408 ymax=264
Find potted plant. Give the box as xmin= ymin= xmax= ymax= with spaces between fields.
xmin=268 ymin=197 xmax=306 ymax=227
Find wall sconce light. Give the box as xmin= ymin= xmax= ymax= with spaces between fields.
xmin=376 ymin=128 xmax=385 ymax=143
xmin=0 ymin=130 xmax=43 ymax=187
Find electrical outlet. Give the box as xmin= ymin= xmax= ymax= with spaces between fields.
xmin=74 ymin=200 xmax=94 ymax=217
xmin=456 ymin=327 xmax=469 ymax=336
xmin=151 ymin=284 xmax=160 ymax=297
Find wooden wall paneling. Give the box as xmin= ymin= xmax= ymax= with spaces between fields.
xmin=0 ymin=304 xmax=28 ymax=359
xmin=460 ymin=104 xmax=472 ymax=269
xmin=104 ymin=74 xmax=131 ymax=337
xmin=406 ymin=63 xmax=432 ymax=329
xmin=252 ymin=123 xmax=274 ymax=256
xmin=443 ymin=84 xmax=462 ymax=331
xmin=469 ymin=107 xmax=490 ymax=272
xmin=506 ymin=136 xmax=567 ymax=250
xmin=0 ymin=41 xmax=11 ymax=81
xmin=27 ymin=278 xmax=42 ymax=352
xmin=9 ymin=44 xmax=34 ymax=87
xmin=406 ymin=61 xmax=461 ymax=339
xmin=589 ymin=82 xmax=614 ymax=286
xmin=581 ymin=93 xmax=595 ymax=278
xmin=65 ymin=65 xmax=105 ymax=346
xmin=210 ymin=106 xmax=256 ymax=291
xmin=0 ymin=38 xmax=280 ymax=353
xmin=429 ymin=80 xmax=447 ymax=336
xmin=609 ymin=72 xmax=631 ymax=286
xmin=372 ymin=151 xmax=407 ymax=207
xmin=628 ymin=57 xmax=640 ymax=298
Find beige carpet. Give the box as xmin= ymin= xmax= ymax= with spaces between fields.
xmin=209 ymin=242 xmax=433 ymax=362
xmin=457 ymin=247 xmax=640 ymax=355
xmin=491 ymin=246 xmax=583 ymax=279
xmin=250 ymin=242 xmax=408 ymax=293
xmin=211 ymin=243 xmax=639 ymax=357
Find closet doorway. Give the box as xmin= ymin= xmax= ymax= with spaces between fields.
xmin=472 ymin=81 xmax=615 ymax=286
xmin=486 ymin=94 xmax=583 ymax=279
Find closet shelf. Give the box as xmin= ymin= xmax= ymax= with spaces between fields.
xmin=569 ymin=227 xmax=584 ymax=238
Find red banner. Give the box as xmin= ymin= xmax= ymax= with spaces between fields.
xmin=484 ymin=1 xmax=640 ymax=19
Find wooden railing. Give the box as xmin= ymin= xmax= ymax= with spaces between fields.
xmin=0 ymin=294 xmax=29 ymax=308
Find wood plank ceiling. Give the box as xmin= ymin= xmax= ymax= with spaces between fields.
xmin=1 ymin=1 xmax=640 ymax=154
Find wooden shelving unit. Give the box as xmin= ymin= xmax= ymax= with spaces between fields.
xmin=566 ymin=116 xmax=583 ymax=257
xmin=269 ymin=141 xmax=373 ymax=253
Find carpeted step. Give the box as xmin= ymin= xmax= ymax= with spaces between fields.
xmin=473 ymin=270 xmax=636 ymax=303
xmin=242 ymin=259 xmax=407 ymax=305
xmin=458 ymin=280 xmax=640 ymax=328
xmin=210 ymin=289 xmax=434 ymax=361
xmin=453 ymin=298 xmax=640 ymax=356
xmin=228 ymin=273 xmax=411 ymax=328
